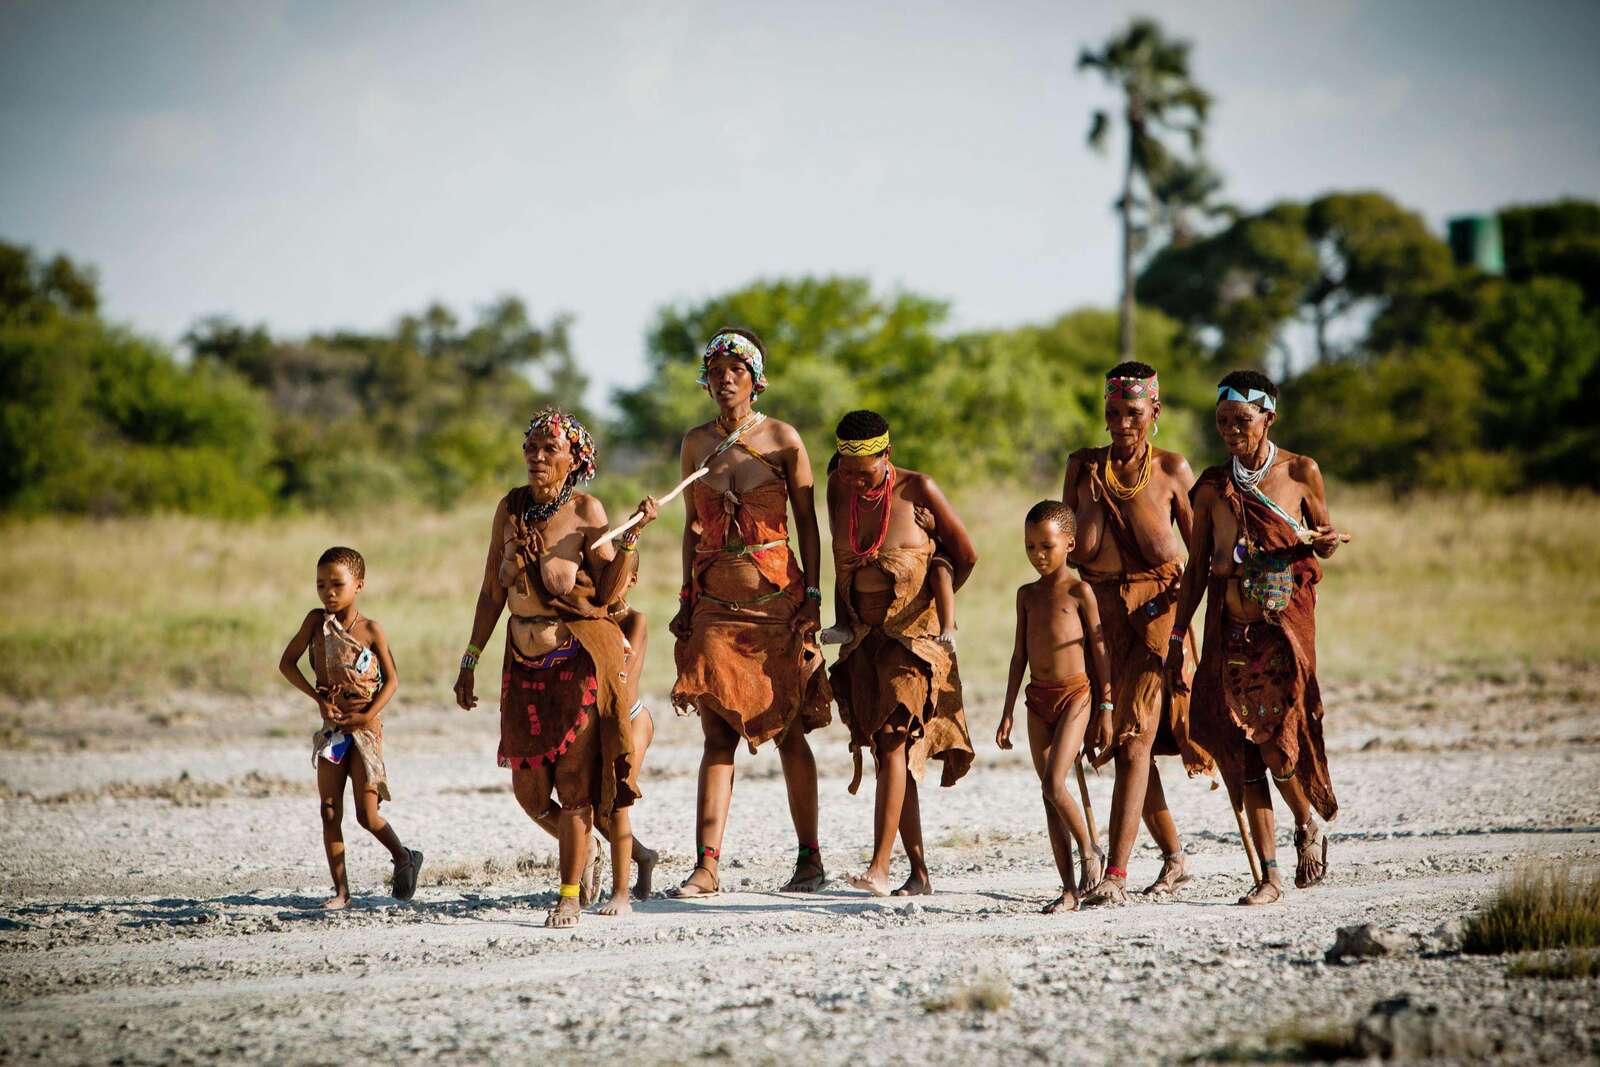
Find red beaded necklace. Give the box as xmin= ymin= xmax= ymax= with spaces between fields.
xmin=848 ymin=464 xmax=895 ymax=562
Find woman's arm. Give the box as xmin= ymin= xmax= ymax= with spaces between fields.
xmin=1164 ymin=483 xmax=1216 ymax=695
xmin=780 ymin=423 xmax=822 ymax=635
xmin=454 ymin=499 xmax=511 ymax=710
xmin=670 ymin=432 xmax=703 ymax=639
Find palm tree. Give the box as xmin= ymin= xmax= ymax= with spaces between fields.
xmin=1079 ymin=18 xmax=1213 ymax=359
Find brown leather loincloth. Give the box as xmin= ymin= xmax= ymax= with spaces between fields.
xmin=1025 ymin=674 xmax=1091 ymax=730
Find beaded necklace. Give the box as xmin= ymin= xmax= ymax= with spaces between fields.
xmin=847 ymin=464 xmax=896 ymax=562
xmin=1230 ymin=440 xmax=1277 ymax=491
xmin=1105 ymin=443 xmax=1153 ymax=500
xmin=522 ymin=481 xmax=573 ymax=526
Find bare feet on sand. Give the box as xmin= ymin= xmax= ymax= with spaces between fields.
xmin=544 ymin=896 xmax=581 ymax=927
xmin=1142 ymin=852 xmax=1191 ymax=896
xmin=847 ymin=871 xmax=891 ymax=897
xmin=1041 ymin=890 xmax=1079 ymax=914
xmin=780 ymin=851 xmax=827 ymax=893
xmin=667 ymin=865 xmax=719 ymax=898
xmin=1239 ymin=879 xmax=1283 ymax=906
xmin=592 ymin=894 xmax=632 ymax=918
xmin=632 ymin=846 xmax=659 ymax=901
xmin=320 ymin=893 xmax=350 ymax=911
xmin=891 ymin=873 xmax=932 ymax=897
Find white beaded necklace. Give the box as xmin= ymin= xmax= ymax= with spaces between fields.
xmin=1231 ymin=440 xmax=1277 ymax=490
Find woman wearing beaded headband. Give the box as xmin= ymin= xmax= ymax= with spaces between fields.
xmin=452 ymin=407 xmax=660 ymax=927
xmin=667 ymin=329 xmax=833 ymax=898
xmin=1165 ymin=369 xmax=1347 ymax=906
xmin=1062 ymin=361 xmax=1212 ymax=906
xmin=825 ymin=409 xmax=977 ymax=898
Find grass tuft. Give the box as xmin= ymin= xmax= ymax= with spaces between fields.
xmin=1193 ymin=1020 xmax=1356 ymax=1063
xmin=1462 ymin=863 xmax=1600 ymax=956
xmin=922 ymin=972 xmax=1012 ymax=1013
xmin=1507 ymin=949 xmax=1600 ymax=980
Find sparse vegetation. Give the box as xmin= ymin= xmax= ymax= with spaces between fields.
xmin=1193 ymin=1018 xmax=1357 ymax=1063
xmin=418 ymin=853 xmax=556 ymax=887
xmin=1463 ymin=863 xmax=1600 ymax=957
xmin=922 ymin=972 xmax=1012 ymax=1014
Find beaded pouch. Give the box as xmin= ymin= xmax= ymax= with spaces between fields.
xmin=1240 ymin=549 xmax=1295 ymax=614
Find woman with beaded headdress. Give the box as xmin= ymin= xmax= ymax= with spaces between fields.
xmin=1062 ymin=361 xmax=1213 ymax=907
xmin=824 ymin=410 xmax=977 ymax=898
xmin=1165 ymin=370 xmax=1347 ymax=906
xmin=452 ymin=408 xmax=660 ymax=927
xmin=666 ymin=329 xmax=833 ymax=898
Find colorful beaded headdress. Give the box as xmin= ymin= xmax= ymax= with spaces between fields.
xmin=1216 ymin=385 xmax=1277 ymax=412
xmin=698 ymin=331 xmax=768 ymax=395
xmin=524 ymin=407 xmax=597 ymax=484
xmin=1105 ymin=374 xmax=1158 ymax=401
xmin=836 ymin=431 xmax=890 ymax=456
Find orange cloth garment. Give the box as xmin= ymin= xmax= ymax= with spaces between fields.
xmin=671 ymin=464 xmax=831 ymax=749
xmin=829 ymin=522 xmax=974 ymax=795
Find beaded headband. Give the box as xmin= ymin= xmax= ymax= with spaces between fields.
xmin=1216 ymin=385 xmax=1277 ymax=412
xmin=524 ymin=407 xmax=597 ymax=483
xmin=836 ymin=432 xmax=890 ymax=457
xmin=698 ymin=332 xmax=768 ymax=395
xmin=1105 ymin=374 xmax=1158 ymax=401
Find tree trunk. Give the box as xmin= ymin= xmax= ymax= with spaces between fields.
xmin=1118 ymin=114 xmax=1137 ymax=361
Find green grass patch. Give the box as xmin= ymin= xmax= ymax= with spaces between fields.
xmin=1462 ymin=863 xmax=1600 ymax=956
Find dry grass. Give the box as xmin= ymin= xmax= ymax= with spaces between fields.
xmin=1193 ymin=1019 xmax=1357 ymax=1063
xmin=1462 ymin=863 xmax=1600 ymax=956
xmin=922 ymin=972 xmax=1012 ymax=1013
xmin=11 ymin=771 xmax=307 ymax=806
xmin=417 ymin=853 xmax=555 ymax=888
xmin=1 ymin=486 xmax=1597 ymax=704
xmin=1507 ymin=949 xmax=1600 ymax=980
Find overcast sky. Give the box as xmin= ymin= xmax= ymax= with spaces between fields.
xmin=3 ymin=0 xmax=1597 ymax=408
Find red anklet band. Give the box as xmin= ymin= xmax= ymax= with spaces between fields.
xmin=1106 ymin=865 xmax=1127 ymax=879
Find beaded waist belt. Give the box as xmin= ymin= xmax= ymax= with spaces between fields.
xmin=698 ymin=539 xmax=786 ymax=558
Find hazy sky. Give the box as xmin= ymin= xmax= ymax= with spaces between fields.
xmin=3 ymin=0 xmax=1597 ymax=408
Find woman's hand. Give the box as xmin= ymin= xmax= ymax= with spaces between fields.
xmin=791 ymin=598 xmax=821 ymax=637
xmin=454 ymin=668 xmax=478 ymax=711
xmin=1163 ymin=643 xmax=1188 ymax=696
xmin=669 ymin=603 xmax=693 ymax=640
xmin=1310 ymin=524 xmax=1346 ymax=558
xmin=631 ymin=496 xmax=660 ymax=534
xmin=818 ymin=624 xmax=851 ymax=646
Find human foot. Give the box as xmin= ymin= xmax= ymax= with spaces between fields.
xmin=1082 ymin=874 xmax=1129 ymax=907
xmin=847 ymin=870 xmax=891 ymax=897
xmin=632 ymin=846 xmax=659 ymax=901
xmin=667 ymin=865 xmax=719 ymax=898
xmin=1238 ymin=878 xmax=1283 ymax=906
xmin=780 ymin=849 xmax=827 ymax=893
xmin=1041 ymin=890 xmax=1079 ymax=914
xmin=1294 ymin=823 xmax=1328 ymax=888
xmin=392 ymin=848 xmax=423 ymax=902
xmin=891 ymin=873 xmax=932 ymax=897
xmin=592 ymin=894 xmax=633 ymax=918
xmin=1078 ymin=845 xmax=1106 ymax=896
xmin=544 ymin=895 xmax=582 ymax=927
xmin=320 ymin=892 xmax=350 ymax=911
xmin=579 ymin=838 xmax=603 ymax=907
xmin=1142 ymin=851 xmax=1191 ymax=896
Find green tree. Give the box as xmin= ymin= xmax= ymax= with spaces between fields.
xmin=1078 ymin=17 xmax=1215 ymax=360
xmin=1499 ymin=198 xmax=1600 ymax=309
xmin=1138 ymin=192 xmax=1454 ymax=369
xmin=0 ymin=242 xmax=99 ymax=325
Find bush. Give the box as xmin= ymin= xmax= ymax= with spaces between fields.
xmin=1462 ymin=863 xmax=1600 ymax=956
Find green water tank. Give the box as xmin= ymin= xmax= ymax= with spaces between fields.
xmin=1447 ymin=215 xmax=1504 ymax=274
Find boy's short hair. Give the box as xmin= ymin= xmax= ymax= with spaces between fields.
xmin=317 ymin=546 xmax=365 ymax=579
xmin=1025 ymin=500 xmax=1076 ymax=536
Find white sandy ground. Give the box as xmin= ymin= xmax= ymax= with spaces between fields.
xmin=2 ymin=673 xmax=1598 ymax=1065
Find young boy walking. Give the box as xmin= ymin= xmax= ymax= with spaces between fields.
xmin=996 ymin=502 xmax=1113 ymax=913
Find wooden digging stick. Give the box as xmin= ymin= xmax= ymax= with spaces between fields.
xmin=1233 ymin=796 xmax=1263 ymax=884
xmin=591 ymin=467 xmax=709 ymax=548
xmin=1075 ymin=757 xmax=1102 ymax=858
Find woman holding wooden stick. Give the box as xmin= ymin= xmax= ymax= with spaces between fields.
xmin=665 ymin=328 xmax=833 ymax=897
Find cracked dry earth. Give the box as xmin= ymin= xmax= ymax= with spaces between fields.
xmin=2 ymin=677 xmax=1598 ymax=1065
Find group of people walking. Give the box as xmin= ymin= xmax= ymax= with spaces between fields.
xmin=281 ymin=328 xmax=1346 ymax=926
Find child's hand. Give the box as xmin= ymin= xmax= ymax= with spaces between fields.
xmin=936 ymin=630 xmax=957 ymax=653
xmin=818 ymin=625 xmax=851 ymax=646
xmin=995 ymin=712 xmax=1014 ymax=750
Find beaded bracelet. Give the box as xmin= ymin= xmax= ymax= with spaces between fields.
xmin=618 ymin=540 xmax=637 ymax=554
xmin=804 ymin=586 xmax=822 ymax=603
xmin=460 ymin=651 xmax=479 ymax=672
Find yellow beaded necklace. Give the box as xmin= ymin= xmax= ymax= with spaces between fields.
xmin=1105 ymin=443 xmax=1153 ymax=500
